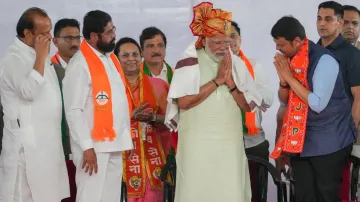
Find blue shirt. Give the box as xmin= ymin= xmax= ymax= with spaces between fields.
xmin=307 ymin=54 xmax=339 ymax=113
xmin=280 ymin=54 xmax=339 ymax=113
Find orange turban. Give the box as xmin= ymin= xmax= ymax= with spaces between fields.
xmin=189 ymin=2 xmax=232 ymax=48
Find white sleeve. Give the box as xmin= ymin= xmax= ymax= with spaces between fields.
xmin=232 ymin=55 xmax=263 ymax=107
xmin=63 ymin=60 xmax=93 ymax=151
xmin=252 ymin=61 xmax=274 ymax=107
xmin=1 ymin=54 xmax=46 ymax=102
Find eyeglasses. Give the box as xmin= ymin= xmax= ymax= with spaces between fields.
xmin=57 ymin=35 xmax=82 ymax=43
xmin=119 ymin=52 xmax=141 ymax=59
xmin=102 ymin=27 xmax=116 ymax=36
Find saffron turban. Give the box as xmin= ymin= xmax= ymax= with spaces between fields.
xmin=189 ymin=2 xmax=232 ymax=48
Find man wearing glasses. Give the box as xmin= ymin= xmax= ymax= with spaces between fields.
xmin=51 ymin=18 xmax=81 ymax=202
xmin=63 ymin=10 xmax=133 ymax=202
xmin=51 ymin=18 xmax=81 ymax=68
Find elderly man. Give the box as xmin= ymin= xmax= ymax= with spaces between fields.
xmin=165 ymin=2 xmax=263 ymax=202
xmin=63 ymin=10 xmax=133 ymax=202
xmin=0 ymin=7 xmax=69 ymax=202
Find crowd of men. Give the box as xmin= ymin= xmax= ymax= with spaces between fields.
xmin=0 ymin=1 xmax=359 ymax=202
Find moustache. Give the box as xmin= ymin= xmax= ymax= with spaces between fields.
xmin=70 ymin=46 xmax=79 ymax=50
xmin=151 ymin=53 xmax=162 ymax=57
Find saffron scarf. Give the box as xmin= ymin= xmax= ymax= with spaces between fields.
xmin=141 ymin=62 xmax=179 ymax=155
xmin=51 ymin=52 xmax=61 ymax=65
xmin=238 ymin=50 xmax=259 ymax=135
xmin=123 ymin=71 xmax=166 ymax=198
xmin=80 ymin=41 xmax=132 ymax=141
xmin=270 ymin=38 xmax=310 ymax=159
xmin=141 ymin=62 xmax=173 ymax=84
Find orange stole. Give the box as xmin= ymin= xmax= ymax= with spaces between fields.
xmin=238 ymin=50 xmax=259 ymax=135
xmin=80 ymin=41 xmax=132 ymax=141
xmin=51 ymin=52 xmax=60 ymax=65
xmin=270 ymin=38 xmax=310 ymax=159
xmin=123 ymin=72 xmax=166 ymax=198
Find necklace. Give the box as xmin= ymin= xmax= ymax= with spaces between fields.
xmin=128 ymin=74 xmax=140 ymax=90
xmin=128 ymin=74 xmax=139 ymax=83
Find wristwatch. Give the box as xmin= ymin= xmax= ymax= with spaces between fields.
xmin=150 ymin=114 xmax=157 ymax=122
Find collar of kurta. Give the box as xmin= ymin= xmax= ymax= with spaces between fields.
xmin=142 ymin=61 xmax=173 ymax=84
xmin=14 ymin=37 xmax=36 ymax=56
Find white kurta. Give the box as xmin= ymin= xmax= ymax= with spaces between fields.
xmin=174 ymin=49 xmax=252 ymax=202
xmin=62 ymin=41 xmax=133 ymax=202
xmin=0 ymin=38 xmax=69 ymax=202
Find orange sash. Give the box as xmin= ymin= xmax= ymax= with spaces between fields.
xmin=238 ymin=50 xmax=259 ymax=135
xmin=123 ymin=71 xmax=166 ymax=198
xmin=270 ymin=38 xmax=310 ymax=159
xmin=80 ymin=40 xmax=132 ymax=141
xmin=51 ymin=52 xmax=61 ymax=65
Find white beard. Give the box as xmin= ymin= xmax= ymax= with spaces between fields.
xmin=204 ymin=39 xmax=223 ymax=63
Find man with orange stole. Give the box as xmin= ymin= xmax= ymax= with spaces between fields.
xmin=270 ymin=16 xmax=355 ymax=202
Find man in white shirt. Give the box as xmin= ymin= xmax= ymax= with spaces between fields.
xmin=51 ymin=18 xmax=81 ymax=202
xmin=0 ymin=7 xmax=69 ymax=202
xmin=229 ymin=21 xmax=273 ymax=201
xmin=63 ymin=10 xmax=133 ymax=202
xmin=51 ymin=18 xmax=81 ymax=68
xmin=139 ymin=26 xmax=174 ymax=158
xmin=140 ymin=27 xmax=173 ymax=83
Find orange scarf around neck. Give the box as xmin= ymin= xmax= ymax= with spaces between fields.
xmin=238 ymin=50 xmax=258 ymax=135
xmin=80 ymin=40 xmax=132 ymax=142
xmin=51 ymin=52 xmax=61 ymax=65
xmin=270 ymin=38 xmax=310 ymax=159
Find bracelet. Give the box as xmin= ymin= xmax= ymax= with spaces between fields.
xmin=229 ymin=86 xmax=237 ymax=93
xmin=212 ymin=79 xmax=219 ymax=88
xmin=150 ymin=114 xmax=157 ymax=122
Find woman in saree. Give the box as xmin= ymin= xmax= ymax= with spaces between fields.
xmin=114 ymin=37 xmax=170 ymax=202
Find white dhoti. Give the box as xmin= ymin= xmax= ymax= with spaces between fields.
xmin=73 ymin=151 xmax=123 ymax=202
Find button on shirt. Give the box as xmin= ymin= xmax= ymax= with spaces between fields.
xmin=62 ymin=42 xmax=133 ymax=153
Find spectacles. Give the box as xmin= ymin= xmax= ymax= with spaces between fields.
xmin=119 ymin=52 xmax=141 ymax=59
xmin=57 ymin=35 xmax=82 ymax=43
xmin=102 ymin=27 xmax=116 ymax=36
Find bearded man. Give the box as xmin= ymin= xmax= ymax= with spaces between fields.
xmin=165 ymin=2 xmax=265 ymax=202
xmin=62 ymin=10 xmax=133 ymax=202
